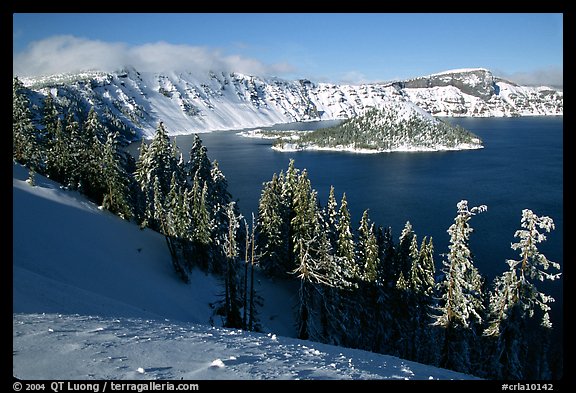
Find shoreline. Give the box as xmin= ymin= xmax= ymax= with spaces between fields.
xmin=271 ymin=143 xmax=484 ymax=154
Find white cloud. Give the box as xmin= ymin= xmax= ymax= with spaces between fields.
xmin=496 ymin=66 xmax=563 ymax=89
xmin=13 ymin=35 xmax=297 ymax=78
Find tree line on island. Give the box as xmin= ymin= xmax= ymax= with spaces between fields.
xmin=13 ymin=77 xmax=561 ymax=379
xmin=271 ymin=106 xmax=483 ymax=152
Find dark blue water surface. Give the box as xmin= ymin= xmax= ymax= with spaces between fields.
xmin=130 ymin=116 xmax=564 ymax=337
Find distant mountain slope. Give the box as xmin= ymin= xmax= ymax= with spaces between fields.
xmin=19 ymin=67 xmax=562 ymax=140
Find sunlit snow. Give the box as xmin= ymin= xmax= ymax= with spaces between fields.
xmin=13 ymin=164 xmax=479 ymax=380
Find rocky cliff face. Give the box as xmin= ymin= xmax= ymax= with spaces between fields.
xmin=20 ymin=67 xmax=563 ymax=139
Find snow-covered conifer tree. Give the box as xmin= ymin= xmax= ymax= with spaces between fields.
xmin=484 ymin=209 xmax=561 ymax=379
xmin=434 ymin=200 xmax=487 ymax=374
xmin=13 ymin=77 xmax=41 ymax=170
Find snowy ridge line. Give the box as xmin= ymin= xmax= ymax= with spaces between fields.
xmin=19 ymin=67 xmax=563 ymax=139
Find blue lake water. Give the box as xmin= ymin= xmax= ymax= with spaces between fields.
xmin=129 ymin=116 xmax=564 ymax=339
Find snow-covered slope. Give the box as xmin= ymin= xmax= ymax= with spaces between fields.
xmin=19 ymin=68 xmax=562 ymax=139
xmin=12 ymin=164 xmax=477 ymax=380
xmin=13 ymin=313 xmax=475 ymax=380
xmin=397 ymin=68 xmax=563 ymax=117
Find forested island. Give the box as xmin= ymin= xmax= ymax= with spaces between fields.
xmin=240 ymin=105 xmax=483 ymax=153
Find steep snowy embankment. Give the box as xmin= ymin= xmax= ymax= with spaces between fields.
xmin=12 ymin=164 xmax=477 ymax=380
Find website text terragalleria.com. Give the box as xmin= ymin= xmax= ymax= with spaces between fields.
xmin=13 ymin=381 xmax=200 ymax=393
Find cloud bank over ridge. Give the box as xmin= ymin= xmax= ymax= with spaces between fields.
xmin=13 ymin=35 xmax=296 ymax=78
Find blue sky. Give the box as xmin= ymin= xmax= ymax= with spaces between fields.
xmin=13 ymin=13 xmax=563 ymax=86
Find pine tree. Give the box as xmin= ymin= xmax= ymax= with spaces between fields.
xmin=406 ymin=236 xmax=438 ymax=364
xmin=325 ymin=185 xmax=339 ymax=251
xmin=222 ymin=202 xmax=243 ymax=328
xmin=336 ymin=193 xmax=358 ymax=286
xmin=291 ymin=169 xmax=324 ymax=340
xmin=396 ymin=221 xmax=417 ymax=282
xmin=247 ymin=213 xmax=262 ymax=332
xmin=356 ymin=210 xmax=382 ymax=350
xmin=135 ymin=122 xmax=180 ymax=231
xmin=257 ymin=172 xmax=290 ymax=276
xmin=357 ymin=210 xmax=379 ymax=284
xmin=281 ymin=159 xmax=300 ymax=268
xmin=209 ymin=160 xmax=235 ymax=274
xmin=47 ymin=118 xmax=70 ymax=183
xmin=42 ymin=93 xmax=60 ymax=175
xmin=101 ymin=131 xmax=133 ymax=219
xmin=185 ymin=134 xmax=212 ymax=185
xmin=484 ymin=209 xmax=561 ymax=379
xmin=434 ymin=200 xmax=487 ymax=374
xmin=163 ymin=173 xmax=191 ymax=281
xmin=291 ymin=191 xmax=332 ymax=341
xmin=41 ymin=93 xmax=59 ymax=143
xmin=13 ymin=77 xmax=41 ymax=171
xmin=77 ymin=107 xmax=108 ymax=201
xmin=333 ymin=193 xmax=361 ymax=347
xmin=376 ymin=226 xmax=396 ymax=286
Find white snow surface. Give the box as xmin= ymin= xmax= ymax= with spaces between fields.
xmin=21 ymin=68 xmax=562 ymax=138
xmin=13 ymin=164 xmax=478 ymax=380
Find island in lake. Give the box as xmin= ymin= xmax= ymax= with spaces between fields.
xmin=239 ymin=102 xmax=484 ymax=153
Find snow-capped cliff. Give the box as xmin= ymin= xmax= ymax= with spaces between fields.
xmin=19 ymin=67 xmax=562 ymax=139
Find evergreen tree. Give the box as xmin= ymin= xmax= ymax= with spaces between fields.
xmin=484 ymin=210 xmax=561 ymax=379
xmin=208 ymin=160 xmax=235 ymax=274
xmin=76 ymin=107 xmax=108 ymax=201
xmin=291 ymin=169 xmax=323 ymax=340
xmin=376 ymin=226 xmax=396 ymax=286
xmin=434 ymin=200 xmax=487 ymax=374
xmin=247 ymin=213 xmax=262 ymax=332
xmin=163 ymin=173 xmax=191 ymax=281
xmin=190 ymin=174 xmax=212 ymax=248
xmin=291 ymin=190 xmax=332 ymax=341
xmin=185 ymin=134 xmax=212 ymax=185
xmin=257 ymin=172 xmax=290 ymax=276
xmin=101 ymin=131 xmax=133 ymax=219
xmin=335 ymin=193 xmax=358 ymax=286
xmin=221 ymin=202 xmax=243 ymax=328
xmin=42 ymin=93 xmax=60 ymax=175
xmin=13 ymin=77 xmax=41 ymax=170
xmin=47 ymin=118 xmax=71 ymax=183
xmin=357 ymin=210 xmax=379 ymax=284
xmin=281 ymin=159 xmax=300 ymax=269
xmin=135 ymin=122 xmax=180 ymax=231
xmin=41 ymin=93 xmax=59 ymax=143
xmin=356 ymin=210 xmax=383 ymax=350
xmin=64 ymin=113 xmax=83 ymax=189
xmin=324 ymin=185 xmax=339 ymax=251
xmin=406 ymin=236 xmax=438 ymax=364
xmin=333 ymin=193 xmax=361 ymax=347
xmin=396 ymin=221 xmax=417 ymax=282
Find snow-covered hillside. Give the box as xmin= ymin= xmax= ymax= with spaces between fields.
xmin=19 ymin=68 xmax=562 ymax=139
xmin=268 ymin=101 xmax=484 ymax=153
xmin=12 ymin=164 xmax=478 ymax=380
